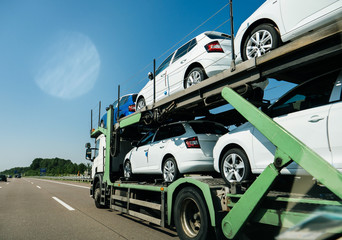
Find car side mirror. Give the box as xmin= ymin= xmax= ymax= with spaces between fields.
xmin=148 ymin=72 xmax=154 ymax=80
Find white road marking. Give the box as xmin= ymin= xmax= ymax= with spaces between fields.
xmin=0 ymin=187 xmax=2 ymax=189
xmin=36 ymin=186 xmax=41 ymax=189
xmin=34 ymin=178 xmax=89 ymax=189
xmin=52 ymin=197 xmax=75 ymax=211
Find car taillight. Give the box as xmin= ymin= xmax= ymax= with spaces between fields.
xmin=205 ymin=41 xmax=224 ymax=53
xmin=129 ymin=104 xmax=135 ymax=112
xmin=185 ymin=137 xmax=200 ymax=148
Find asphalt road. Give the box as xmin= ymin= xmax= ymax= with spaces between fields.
xmin=0 ymin=177 xmax=178 ymax=240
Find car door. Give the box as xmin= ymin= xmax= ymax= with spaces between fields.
xmin=252 ymin=72 xmax=337 ymax=170
xmin=279 ymin=0 xmax=338 ymax=37
xmin=166 ymin=39 xmax=196 ymax=94
xmin=327 ymin=73 xmax=342 ymax=169
xmin=129 ymin=131 xmax=155 ymax=173
xmin=147 ymin=126 xmax=170 ymax=172
xmin=154 ymin=53 xmax=174 ymax=102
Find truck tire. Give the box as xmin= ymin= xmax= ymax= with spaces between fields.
xmin=174 ymin=187 xmax=212 ymax=240
xmin=94 ymin=181 xmax=103 ymax=209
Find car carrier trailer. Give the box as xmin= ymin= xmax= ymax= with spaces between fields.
xmin=86 ymin=19 xmax=342 ymax=239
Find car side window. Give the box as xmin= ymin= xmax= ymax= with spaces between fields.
xmin=155 ymin=53 xmax=174 ymax=76
xmin=154 ymin=124 xmax=185 ymax=142
xmin=173 ymin=39 xmax=197 ymax=63
xmin=270 ymin=72 xmax=338 ymax=117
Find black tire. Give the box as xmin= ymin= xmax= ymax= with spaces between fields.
xmin=94 ymin=181 xmax=103 ymax=209
xmin=174 ymin=187 xmax=212 ymax=240
xmin=162 ymin=157 xmax=179 ymax=182
xmin=242 ymin=23 xmax=281 ymax=61
xmin=220 ymin=148 xmax=251 ymax=186
xmin=123 ymin=160 xmax=133 ymax=180
xmin=184 ymin=67 xmax=206 ymax=89
xmin=136 ymin=97 xmax=146 ymax=110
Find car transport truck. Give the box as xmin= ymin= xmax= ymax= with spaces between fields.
xmin=85 ymin=17 xmax=342 ymax=240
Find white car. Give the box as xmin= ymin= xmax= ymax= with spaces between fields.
xmin=123 ymin=120 xmax=228 ymax=182
xmin=136 ymin=31 xmax=232 ymax=110
xmin=213 ymin=69 xmax=342 ymax=185
xmin=234 ymin=0 xmax=342 ymax=61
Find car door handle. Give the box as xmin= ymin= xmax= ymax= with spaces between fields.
xmin=308 ymin=115 xmax=324 ymax=123
xmin=180 ymin=59 xmax=187 ymax=64
xmin=144 ymin=150 xmax=148 ymax=152
xmin=159 ymin=146 xmax=165 ymax=149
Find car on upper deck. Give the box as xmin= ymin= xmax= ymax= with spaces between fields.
xmin=234 ymin=0 xmax=342 ymax=61
xmin=213 ymin=69 xmax=342 ymax=185
xmin=135 ymin=31 xmax=233 ymax=110
xmin=101 ymin=93 xmax=137 ymax=127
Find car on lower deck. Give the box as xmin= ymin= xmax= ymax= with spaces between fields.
xmin=213 ymin=69 xmax=342 ymax=185
xmin=123 ymin=120 xmax=228 ymax=182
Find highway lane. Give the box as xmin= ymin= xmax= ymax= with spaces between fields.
xmin=0 ymin=178 xmax=178 ymax=240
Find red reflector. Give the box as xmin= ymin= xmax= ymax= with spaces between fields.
xmin=205 ymin=41 xmax=223 ymax=53
xmin=185 ymin=137 xmax=200 ymax=148
xmin=128 ymin=104 xmax=135 ymax=112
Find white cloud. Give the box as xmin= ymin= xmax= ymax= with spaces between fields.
xmin=35 ymin=31 xmax=100 ymax=99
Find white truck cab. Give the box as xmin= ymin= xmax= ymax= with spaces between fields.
xmin=86 ymin=134 xmax=106 ymax=178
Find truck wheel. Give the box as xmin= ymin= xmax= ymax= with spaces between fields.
xmin=162 ymin=157 xmax=179 ymax=182
xmin=242 ymin=23 xmax=280 ymax=61
xmin=174 ymin=187 xmax=211 ymax=240
xmin=123 ymin=160 xmax=133 ymax=180
xmin=220 ymin=148 xmax=251 ymax=186
xmin=185 ymin=67 xmax=206 ymax=89
xmin=94 ymin=181 xmax=103 ymax=209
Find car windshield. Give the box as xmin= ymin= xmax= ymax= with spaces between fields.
xmin=269 ymin=71 xmax=338 ymax=117
xmin=155 ymin=53 xmax=174 ymax=76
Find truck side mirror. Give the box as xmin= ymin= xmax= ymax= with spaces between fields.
xmin=85 ymin=143 xmax=93 ymax=161
xmin=148 ymin=72 xmax=154 ymax=80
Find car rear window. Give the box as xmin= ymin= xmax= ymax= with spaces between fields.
xmin=189 ymin=122 xmax=228 ymax=135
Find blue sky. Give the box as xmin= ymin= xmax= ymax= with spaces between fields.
xmin=0 ymin=0 xmax=294 ymax=171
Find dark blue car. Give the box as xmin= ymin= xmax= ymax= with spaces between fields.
xmin=101 ymin=93 xmax=137 ymax=127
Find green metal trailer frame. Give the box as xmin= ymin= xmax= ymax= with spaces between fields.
xmin=91 ymin=88 xmax=342 ymax=239
xmin=89 ymin=19 xmax=342 ymax=239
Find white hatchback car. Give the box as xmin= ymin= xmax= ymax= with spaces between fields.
xmin=213 ymin=69 xmax=342 ymax=185
xmin=235 ymin=0 xmax=342 ymax=61
xmin=136 ymin=31 xmax=232 ymax=110
xmin=123 ymin=120 xmax=228 ymax=182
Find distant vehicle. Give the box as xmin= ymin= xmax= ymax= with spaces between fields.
xmin=101 ymin=93 xmax=137 ymax=127
xmin=0 ymin=174 xmax=7 ymax=182
xmin=123 ymin=120 xmax=228 ymax=182
xmin=136 ymin=31 xmax=232 ymax=110
xmin=234 ymin=0 xmax=342 ymax=61
xmin=213 ymin=69 xmax=342 ymax=185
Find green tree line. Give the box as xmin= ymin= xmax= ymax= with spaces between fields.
xmin=0 ymin=157 xmax=90 ymax=176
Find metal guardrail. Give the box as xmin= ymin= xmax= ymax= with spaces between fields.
xmin=37 ymin=175 xmax=92 ymax=182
